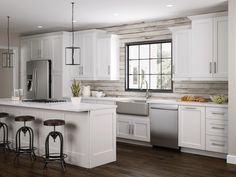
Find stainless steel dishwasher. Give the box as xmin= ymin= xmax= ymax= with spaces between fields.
xmin=149 ymin=104 xmax=179 ymax=149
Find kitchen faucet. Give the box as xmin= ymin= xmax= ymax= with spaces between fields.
xmin=141 ymin=80 xmax=151 ymax=99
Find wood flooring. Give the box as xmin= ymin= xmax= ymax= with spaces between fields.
xmin=0 ymin=142 xmax=236 ymax=177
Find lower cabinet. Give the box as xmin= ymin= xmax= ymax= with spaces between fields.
xmin=178 ymin=106 xmax=206 ymax=150
xmin=117 ymin=114 xmax=150 ymax=142
xmin=179 ymin=105 xmax=228 ymax=154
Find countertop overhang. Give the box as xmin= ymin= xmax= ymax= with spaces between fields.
xmin=0 ymin=99 xmax=117 ymax=112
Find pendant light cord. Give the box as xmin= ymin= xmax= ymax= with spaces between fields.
xmin=72 ymin=2 xmax=74 ymax=48
xmin=7 ymin=16 xmax=10 ymax=54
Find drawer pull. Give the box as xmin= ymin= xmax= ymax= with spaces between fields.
xmin=212 ymin=112 xmax=225 ymax=115
xmin=185 ymin=107 xmax=197 ymax=110
xmin=212 ymin=127 xmax=225 ymax=130
xmin=212 ymin=143 xmax=225 ymax=147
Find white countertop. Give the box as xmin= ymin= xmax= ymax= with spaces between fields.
xmin=82 ymin=96 xmax=228 ymax=108
xmin=147 ymin=99 xmax=228 ymax=108
xmin=0 ymin=99 xmax=117 ymax=112
xmin=82 ymin=96 xmax=131 ymax=101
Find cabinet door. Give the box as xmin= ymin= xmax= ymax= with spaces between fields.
xmin=31 ymin=38 xmax=41 ymax=59
xmin=172 ymin=29 xmax=191 ymax=80
xmin=213 ymin=16 xmax=228 ymax=79
xmin=191 ymin=18 xmax=213 ymax=78
xmin=178 ymin=106 xmax=205 ymax=150
xmin=133 ymin=118 xmax=150 ymax=142
xmin=97 ymin=37 xmax=111 ymax=79
xmin=117 ymin=115 xmax=132 ymax=139
xmin=41 ymin=37 xmax=53 ymax=59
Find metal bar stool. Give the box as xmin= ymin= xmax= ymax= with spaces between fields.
xmin=43 ymin=119 xmax=67 ymax=171
xmin=15 ymin=115 xmax=36 ymax=160
xmin=0 ymin=112 xmax=10 ymax=151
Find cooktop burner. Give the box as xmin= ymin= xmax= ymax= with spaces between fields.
xmin=22 ymin=99 xmax=67 ymax=103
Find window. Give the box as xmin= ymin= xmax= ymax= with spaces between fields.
xmin=126 ymin=40 xmax=172 ymax=92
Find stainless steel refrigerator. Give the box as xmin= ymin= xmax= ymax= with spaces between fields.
xmin=26 ymin=60 xmax=51 ymax=99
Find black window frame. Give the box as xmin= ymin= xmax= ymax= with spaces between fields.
xmin=125 ymin=40 xmax=173 ymax=93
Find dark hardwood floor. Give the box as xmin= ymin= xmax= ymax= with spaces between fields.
xmin=0 ymin=143 xmax=236 ymax=177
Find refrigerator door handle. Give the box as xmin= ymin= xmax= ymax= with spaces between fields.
xmin=32 ymin=68 xmax=36 ymax=98
xmin=35 ymin=69 xmax=38 ymax=98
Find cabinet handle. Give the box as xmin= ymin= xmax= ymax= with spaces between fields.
xmin=128 ymin=124 xmax=131 ymax=134
xmin=209 ymin=62 xmax=212 ymax=73
xmin=211 ymin=143 xmax=225 ymax=147
xmin=184 ymin=107 xmax=197 ymax=110
xmin=212 ymin=112 xmax=225 ymax=115
xmin=214 ymin=62 xmax=217 ymax=73
xmin=212 ymin=127 xmax=225 ymax=130
xmin=108 ymin=65 xmax=110 ymax=75
xmin=132 ymin=124 xmax=134 ymax=135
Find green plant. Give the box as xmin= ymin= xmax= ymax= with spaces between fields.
xmin=71 ymin=79 xmax=81 ymax=97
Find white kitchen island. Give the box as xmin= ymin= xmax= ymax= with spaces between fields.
xmin=0 ymin=99 xmax=117 ymax=168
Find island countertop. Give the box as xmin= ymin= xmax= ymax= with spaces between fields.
xmin=0 ymin=98 xmax=117 ymax=112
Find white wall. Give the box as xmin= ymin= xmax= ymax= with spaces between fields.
xmin=227 ymin=0 xmax=236 ymax=164
xmin=0 ymin=32 xmax=20 ymax=97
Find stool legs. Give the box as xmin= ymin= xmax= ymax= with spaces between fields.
xmin=15 ymin=124 xmax=36 ymax=160
xmin=44 ymin=126 xmax=66 ymax=171
xmin=0 ymin=122 xmax=10 ymax=151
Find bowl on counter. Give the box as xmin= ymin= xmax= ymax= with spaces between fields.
xmin=210 ymin=95 xmax=228 ymax=104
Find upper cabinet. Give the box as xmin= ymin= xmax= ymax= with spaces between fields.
xmin=67 ymin=30 xmax=120 ymax=81
xmin=97 ymin=34 xmax=120 ymax=80
xmin=170 ymin=26 xmax=191 ymax=80
xmin=171 ymin=12 xmax=228 ymax=81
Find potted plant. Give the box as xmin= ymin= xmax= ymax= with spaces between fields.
xmin=71 ymin=79 xmax=81 ymax=105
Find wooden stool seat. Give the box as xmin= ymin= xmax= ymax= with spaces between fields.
xmin=0 ymin=112 xmax=9 ymax=118
xmin=15 ymin=115 xmax=35 ymax=122
xmin=44 ymin=119 xmax=65 ymax=126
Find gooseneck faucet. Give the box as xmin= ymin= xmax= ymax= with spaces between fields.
xmin=141 ymin=80 xmax=151 ymax=99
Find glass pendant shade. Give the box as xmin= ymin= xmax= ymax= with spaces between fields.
xmin=65 ymin=2 xmax=80 ymax=65
xmin=2 ymin=50 xmax=13 ymax=68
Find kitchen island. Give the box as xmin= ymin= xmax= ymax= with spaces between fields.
xmin=0 ymin=99 xmax=117 ymax=168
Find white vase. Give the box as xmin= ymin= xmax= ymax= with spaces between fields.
xmin=71 ymin=97 xmax=81 ymax=105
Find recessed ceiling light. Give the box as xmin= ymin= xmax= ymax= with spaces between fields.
xmin=166 ymin=4 xmax=174 ymax=8
xmin=37 ymin=25 xmax=43 ymax=29
xmin=73 ymin=20 xmax=77 ymax=23
xmin=113 ymin=13 xmax=119 ymax=17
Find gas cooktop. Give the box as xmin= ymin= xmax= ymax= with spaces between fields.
xmin=22 ymin=99 xmax=67 ymax=103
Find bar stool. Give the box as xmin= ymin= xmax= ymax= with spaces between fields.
xmin=15 ymin=115 xmax=36 ymax=160
xmin=43 ymin=119 xmax=67 ymax=170
xmin=0 ymin=112 xmax=10 ymax=151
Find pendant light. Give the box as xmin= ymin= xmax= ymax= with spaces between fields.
xmin=2 ymin=16 xmax=14 ymax=68
xmin=65 ymin=2 xmax=80 ymax=65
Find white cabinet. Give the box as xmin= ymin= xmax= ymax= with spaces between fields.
xmin=178 ymin=106 xmax=205 ymax=150
xmin=190 ymin=18 xmax=213 ymax=78
xmin=117 ymin=114 xmax=150 ymax=142
xmin=97 ymin=34 xmax=119 ymax=80
xmin=213 ymin=16 xmax=228 ymax=78
xmin=68 ymin=30 xmax=120 ymax=81
xmin=205 ymin=107 xmax=228 ymax=153
xmin=170 ymin=26 xmax=191 ymax=80
xmin=20 ymin=32 xmax=68 ymax=99
xmin=189 ymin=12 xmax=228 ymax=81
xmin=30 ymin=37 xmax=53 ymax=60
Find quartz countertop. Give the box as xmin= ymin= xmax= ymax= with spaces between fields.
xmin=0 ymin=99 xmax=117 ymax=112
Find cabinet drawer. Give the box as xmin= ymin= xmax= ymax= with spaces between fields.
xmin=206 ymin=135 xmax=227 ymax=153
xmin=206 ymin=107 xmax=228 ymax=120
xmin=206 ymin=119 xmax=228 ymax=136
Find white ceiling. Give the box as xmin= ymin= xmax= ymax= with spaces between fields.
xmin=0 ymin=0 xmax=228 ymax=35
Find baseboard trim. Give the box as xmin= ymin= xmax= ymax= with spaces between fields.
xmin=227 ymin=155 xmax=236 ymax=164
xmin=117 ymin=138 xmax=151 ymax=147
xmin=181 ymin=147 xmax=227 ymax=159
